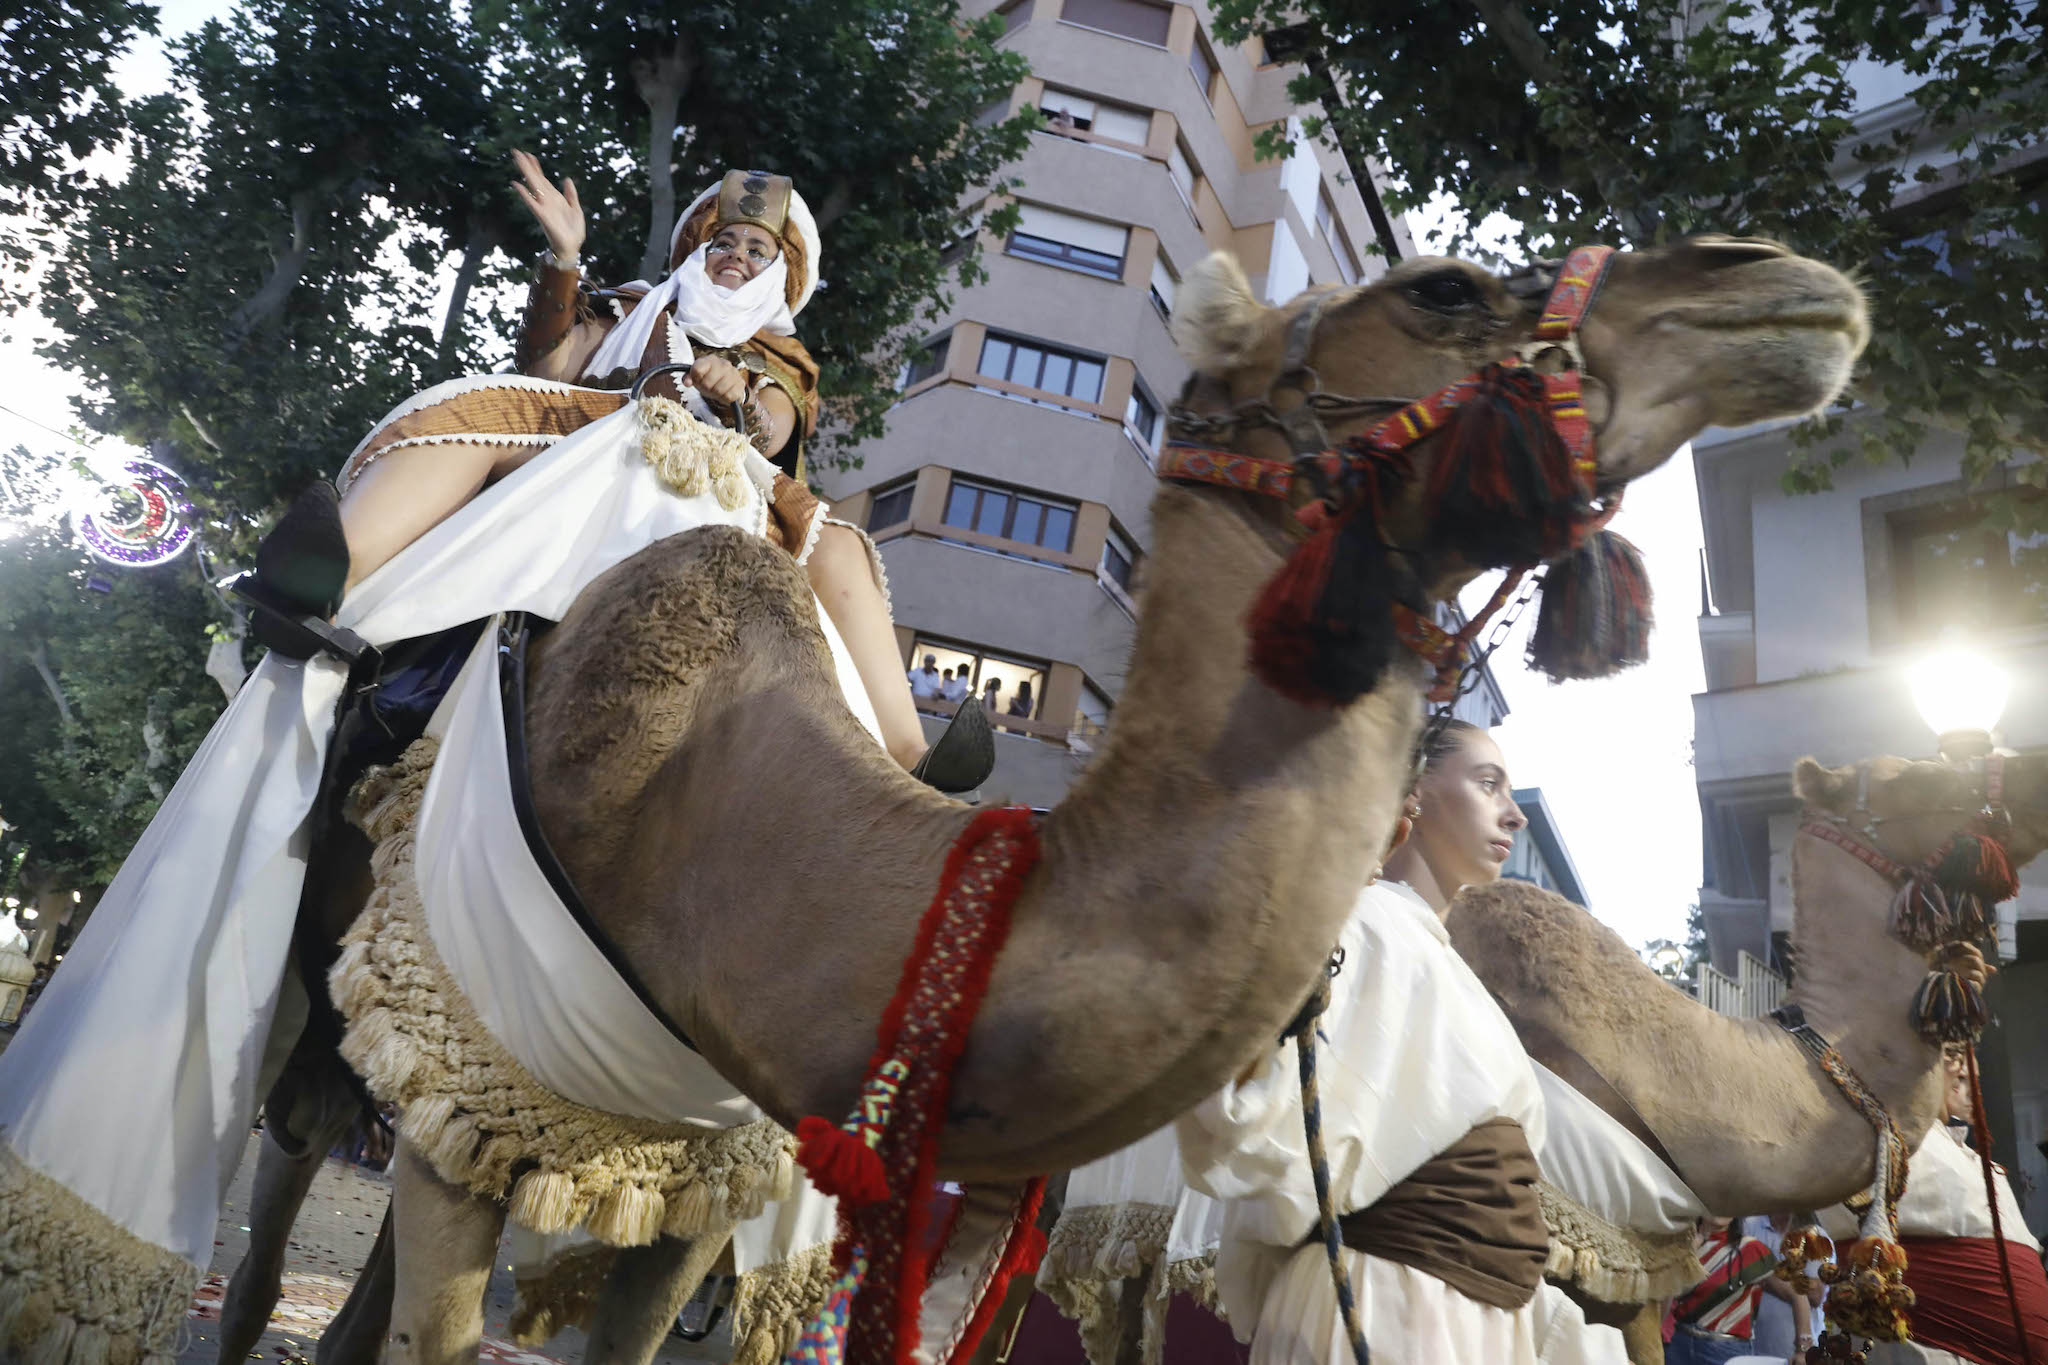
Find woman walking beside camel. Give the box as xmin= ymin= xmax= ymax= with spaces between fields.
xmin=1178 ymin=720 xmax=1627 ymax=1364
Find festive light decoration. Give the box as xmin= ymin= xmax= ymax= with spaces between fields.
xmin=73 ymin=457 xmax=195 ymax=567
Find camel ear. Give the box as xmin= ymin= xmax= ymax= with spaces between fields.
xmin=1173 ymin=252 xmax=1266 ymax=374
xmin=1793 ymin=756 xmax=1854 ymax=809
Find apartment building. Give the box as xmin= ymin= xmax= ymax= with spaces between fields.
xmin=817 ymin=0 xmax=1417 ymax=809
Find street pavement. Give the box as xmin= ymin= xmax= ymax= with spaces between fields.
xmin=181 ymin=1132 xmax=725 ymax=1365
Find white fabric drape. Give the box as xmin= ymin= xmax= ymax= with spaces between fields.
xmin=0 ymin=379 xmax=872 ymax=1276
xmin=1531 ymin=1058 xmax=1705 ymax=1235
xmin=1177 ymin=879 xmax=1627 ymax=1365
xmin=581 ymin=243 xmax=794 ymax=383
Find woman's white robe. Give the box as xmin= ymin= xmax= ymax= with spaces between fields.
xmin=1176 ymin=879 xmax=1626 ymax=1365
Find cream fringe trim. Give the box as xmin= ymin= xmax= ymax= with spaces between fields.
xmin=1038 ymin=1202 xmax=1177 ymax=1365
xmin=0 ymin=1143 xmax=197 ymax=1365
xmin=332 ymin=739 xmax=797 ymax=1248
xmin=508 ymin=1241 xmax=618 ymax=1347
xmin=1538 ymin=1180 xmax=1704 ymax=1306
xmin=729 ymin=1244 xmax=836 ymax=1365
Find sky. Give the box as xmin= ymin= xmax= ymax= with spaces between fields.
xmin=1 ymin=5 xmax=1704 ymax=950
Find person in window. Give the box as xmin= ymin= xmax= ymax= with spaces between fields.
xmin=1046 ymin=107 xmax=1080 ymax=139
xmin=1179 ymin=721 xmax=1626 ymax=1365
xmin=909 ymin=654 xmax=944 ymax=701
xmin=1006 ymin=679 xmax=1034 ymax=719
xmin=1663 ymin=1217 xmax=1776 ymax=1363
xmin=942 ymin=668 xmax=970 ymax=707
xmin=983 ymin=677 xmax=1003 ymax=712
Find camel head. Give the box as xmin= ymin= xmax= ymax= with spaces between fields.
xmin=1794 ymin=751 xmax=2048 ymax=876
xmin=1166 ymin=236 xmax=1867 ymax=705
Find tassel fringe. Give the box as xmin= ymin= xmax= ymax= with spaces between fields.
xmin=1526 ymin=529 xmax=1652 ymax=682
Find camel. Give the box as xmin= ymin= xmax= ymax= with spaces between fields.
xmin=214 ymin=235 xmax=1866 ymax=1365
xmin=1447 ymin=751 xmax=2048 ymax=1363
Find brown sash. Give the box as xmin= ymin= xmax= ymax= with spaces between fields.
xmin=1334 ymin=1118 xmax=1549 ymax=1310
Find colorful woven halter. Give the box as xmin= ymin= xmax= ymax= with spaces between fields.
xmin=1157 ymin=245 xmax=1618 ymax=702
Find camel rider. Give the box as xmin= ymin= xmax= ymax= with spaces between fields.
xmin=234 ymin=155 xmax=992 ymax=793
xmin=1178 ymin=722 xmax=1627 ymax=1365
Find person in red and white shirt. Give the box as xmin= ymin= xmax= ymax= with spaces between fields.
xmin=1664 ymin=1217 xmax=1777 ymax=1363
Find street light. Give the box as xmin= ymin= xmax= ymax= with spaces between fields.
xmin=1909 ymin=647 xmax=2011 ymax=761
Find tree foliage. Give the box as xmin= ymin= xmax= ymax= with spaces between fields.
xmin=2 ymin=0 xmax=1033 ymax=892
xmin=1214 ymin=0 xmax=2046 ymax=508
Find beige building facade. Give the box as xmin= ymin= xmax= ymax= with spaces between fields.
xmin=821 ymin=0 xmax=1414 ymax=807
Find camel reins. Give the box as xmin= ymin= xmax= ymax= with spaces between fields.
xmin=1158 ymin=245 xmax=1619 ymax=703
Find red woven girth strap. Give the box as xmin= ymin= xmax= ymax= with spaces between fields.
xmin=1801 ymin=818 xmax=1909 ymax=883
xmin=816 ymin=805 xmax=1044 ymax=1365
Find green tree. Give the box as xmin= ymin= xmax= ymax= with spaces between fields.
xmin=1216 ymin=0 xmax=2046 ymax=510
xmin=11 ymin=0 xmax=1035 ymax=888
xmin=0 ymin=0 xmax=160 ymax=293
xmin=494 ymin=0 xmax=1033 ymax=450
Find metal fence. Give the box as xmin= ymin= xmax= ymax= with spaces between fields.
xmin=1694 ymin=951 xmax=1786 ymax=1019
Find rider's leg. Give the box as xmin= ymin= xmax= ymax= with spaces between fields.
xmin=337 ymin=441 xmax=545 ymax=591
xmin=805 ymin=522 xmax=927 ymax=770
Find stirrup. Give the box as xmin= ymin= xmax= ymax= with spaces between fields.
xmin=911 ymin=700 xmax=996 ymax=795
xmin=231 ymin=574 xmax=378 ymax=667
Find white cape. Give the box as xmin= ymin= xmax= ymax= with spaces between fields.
xmin=0 ymin=375 xmax=878 ymax=1289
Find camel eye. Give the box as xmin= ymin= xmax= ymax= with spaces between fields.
xmin=1409 ymin=272 xmax=1481 ymax=311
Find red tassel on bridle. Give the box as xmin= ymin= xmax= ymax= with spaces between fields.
xmin=1246 ymin=448 xmax=1412 ymax=707
xmin=1424 ymin=364 xmax=1594 ymax=569
xmin=1936 ymin=830 xmax=2018 ymax=903
xmin=1525 ymin=527 xmax=1653 ymax=682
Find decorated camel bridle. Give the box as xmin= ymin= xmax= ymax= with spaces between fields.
xmin=1159 ymin=249 xmax=1646 ymax=1365
xmin=1158 ymin=245 xmax=1645 ymax=708
xmin=1771 ymin=753 xmax=2035 ymax=1361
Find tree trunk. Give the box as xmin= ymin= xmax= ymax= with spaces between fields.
xmin=27 ymin=641 xmax=73 ymax=730
xmin=631 ymin=38 xmax=697 ymax=283
xmin=436 ymin=224 xmax=491 ymax=374
xmin=228 ymin=191 xmax=319 ymax=347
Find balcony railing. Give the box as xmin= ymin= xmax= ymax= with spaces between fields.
xmin=1694 ymin=950 xmax=1787 ymax=1019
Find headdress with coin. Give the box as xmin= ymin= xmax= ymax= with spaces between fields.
xmin=582 ymin=169 xmax=823 ymax=384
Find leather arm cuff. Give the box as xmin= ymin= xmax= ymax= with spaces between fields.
xmin=514 ymin=258 xmax=586 ymax=374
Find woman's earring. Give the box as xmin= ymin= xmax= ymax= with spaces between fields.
xmin=1407 ymin=803 xmax=1423 ymax=821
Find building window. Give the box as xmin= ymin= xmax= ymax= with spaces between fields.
xmin=978 ymin=331 xmax=1106 ymax=404
xmin=1889 ymin=498 xmax=2048 ymax=639
xmin=1036 ymin=88 xmax=1152 ymax=148
xmin=1124 ymin=380 xmax=1161 ymax=453
xmin=943 ymin=477 xmax=1077 ymax=553
xmin=1317 ymin=186 xmax=1362 ymax=285
xmin=908 ymin=636 xmax=1048 ymax=723
xmin=898 ymin=334 xmax=950 ymax=390
xmin=1007 ymin=204 xmax=1129 ymax=280
xmin=1168 ymin=138 xmax=1199 ymax=217
xmin=1070 ymin=679 xmax=1114 ymax=748
xmin=1060 ymin=0 xmax=1171 ymax=46
xmin=995 ymin=0 xmax=1031 ymax=37
xmin=1100 ymin=523 xmax=1139 ymax=597
xmin=1188 ymin=34 xmax=1217 ymax=102
xmin=867 ymin=480 xmax=915 ymax=531
xmin=1149 ymin=253 xmax=1177 ymax=319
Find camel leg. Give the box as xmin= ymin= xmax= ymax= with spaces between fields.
xmin=1110 ymin=1273 xmax=1147 ymax=1365
xmin=317 ymin=1204 xmax=394 ymax=1365
xmin=1617 ymin=1304 xmax=1664 ymax=1365
xmin=580 ymin=1235 xmax=726 ymax=1365
xmin=386 ymin=1139 xmax=507 ymax=1365
xmin=217 ymin=1072 xmax=362 ymax=1362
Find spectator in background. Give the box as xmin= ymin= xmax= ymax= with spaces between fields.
xmin=982 ymin=677 xmax=1003 ymax=712
xmin=942 ymin=667 xmax=969 ymax=707
xmin=1665 ymin=1216 xmax=1776 ymax=1364
xmin=907 ymin=653 xmax=942 ymax=701
xmin=1744 ymin=1211 xmax=1822 ymax=1360
xmin=1007 ymin=679 xmax=1034 ymax=720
